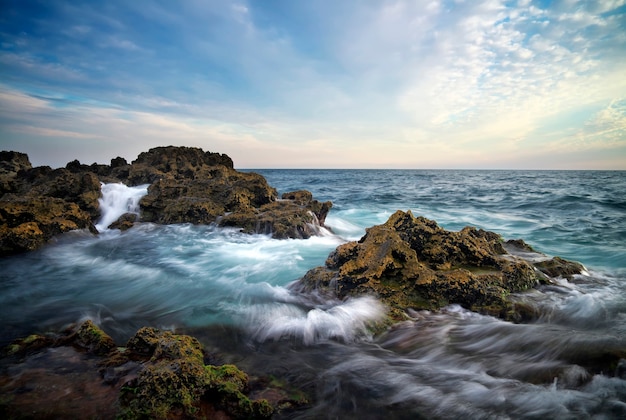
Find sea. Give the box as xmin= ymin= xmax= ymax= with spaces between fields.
xmin=1 ymin=169 xmax=625 ymax=419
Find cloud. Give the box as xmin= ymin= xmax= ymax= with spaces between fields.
xmin=0 ymin=0 xmax=624 ymax=169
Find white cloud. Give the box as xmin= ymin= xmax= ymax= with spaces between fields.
xmin=0 ymin=0 xmax=624 ymax=169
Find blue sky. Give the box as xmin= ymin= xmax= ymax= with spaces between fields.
xmin=1 ymin=0 xmax=625 ymax=169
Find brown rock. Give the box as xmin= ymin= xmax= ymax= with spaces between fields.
xmin=534 ymin=256 xmax=584 ymax=279
xmin=0 ymin=146 xmax=333 ymax=254
xmin=107 ymin=212 xmax=137 ymax=231
xmin=0 ymin=196 xmax=97 ymax=255
xmin=220 ymin=191 xmax=332 ymax=238
xmin=293 ymin=210 xmax=575 ymax=321
xmin=0 ymin=151 xmax=33 ymax=195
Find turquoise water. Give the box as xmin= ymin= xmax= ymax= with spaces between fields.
xmin=1 ymin=170 xmax=625 ymax=418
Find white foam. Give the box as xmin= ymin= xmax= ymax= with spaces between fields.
xmin=96 ymin=183 xmax=149 ymax=231
xmin=247 ymin=296 xmax=386 ymax=345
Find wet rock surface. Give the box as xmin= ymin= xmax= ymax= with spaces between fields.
xmin=293 ymin=210 xmax=584 ymax=321
xmin=0 ymin=146 xmax=332 ymax=255
xmin=0 ymin=321 xmax=292 ymax=419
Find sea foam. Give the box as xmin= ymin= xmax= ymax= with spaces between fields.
xmin=95 ymin=183 xmax=149 ymax=231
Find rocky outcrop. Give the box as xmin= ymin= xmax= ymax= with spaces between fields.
xmin=138 ymin=165 xmax=276 ymax=224
xmin=0 ymin=146 xmax=332 ymax=255
xmin=116 ymin=327 xmax=273 ymax=419
xmin=0 ymin=151 xmax=32 ymax=194
xmin=127 ymin=145 xmax=234 ymax=185
xmin=0 ymin=196 xmax=97 ymax=254
xmin=132 ymin=148 xmax=332 ymax=236
xmin=219 ymin=190 xmax=332 ymax=239
xmin=1 ymin=322 xmax=277 ymax=419
xmin=293 ymin=210 xmax=583 ymax=321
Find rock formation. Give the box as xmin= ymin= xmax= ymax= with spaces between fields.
xmin=0 ymin=151 xmax=99 ymax=255
xmin=0 ymin=146 xmax=332 ymax=255
xmin=292 ymin=210 xmax=583 ymax=321
xmin=1 ymin=321 xmax=277 ymax=419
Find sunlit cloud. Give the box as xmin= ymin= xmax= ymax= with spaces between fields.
xmin=0 ymin=0 xmax=624 ymax=169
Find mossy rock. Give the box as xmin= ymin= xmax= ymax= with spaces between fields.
xmin=73 ymin=320 xmax=116 ymax=355
xmin=119 ymin=328 xmax=273 ymax=419
xmin=2 ymin=334 xmax=53 ymax=358
xmin=294 ymin=210 xmax=583 ymax=322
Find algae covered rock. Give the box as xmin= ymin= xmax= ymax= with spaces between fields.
xmin=119 ymin=327 xmax=273 ymax=419
xmin=294 ymin=210 xmax=583 ymax=320
xmin=71 ymin=320 xmax=117 ymax=355
xmin=1 ymin=323 xmax=275 ymax=419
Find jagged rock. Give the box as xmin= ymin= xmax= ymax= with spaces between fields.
xmin=219 ymin=190 xmax=332 ymax=238
xmin=0 ymin=196 xmax=97 ymax=255
xmin=133 ymin=148 xmax=332 ymax=238
xmin=139 ymin=165 xmax=276 ymax=224
xmin=127 ymin=145 xmax=234 ymax=185
xmin=1 ymin=324 xmax=278 ymax=419
xmin=0 ymin=151 xmax=33 ymax=195
xmin=2 ymin=333 xmax=54 ymax=358
xmin=293 ymin=210 xmax=582 ymax=321
xmin=0 ymin=151 xmax=32 ymax=174
xmin=64 ymin=320 xmax=117 ymax=356
xmin=118 ymin=327 xmax=273 ymax=419
xmin=0 ymin=146 xmax=333 ymax=255
xmin=0 ymin=159 xmax=102 ymax=257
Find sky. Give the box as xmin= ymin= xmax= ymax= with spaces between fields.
xmin=0 ymin=0 xmax=625 ymax=169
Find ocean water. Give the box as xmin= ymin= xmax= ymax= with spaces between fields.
xmin=1 ymin=170 xmax=625 ymax=418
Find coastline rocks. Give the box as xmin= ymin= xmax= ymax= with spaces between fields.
xmin=219 ymin=190 xmax=332 ymax=239
xmin=0 ymin=146 xmax=332 ymax=255
xmin=138 ymin=165 xmax=276 ymax=224
xmin=0 ymin=196 xmax=97 ymax=255
xmin=0 ymin=151 xmax=101 ymax=255
xmin=1 ymin=322 xmax=275 ymax=419
xmin=118 ymin=327 xmax=273 ymax=419
xmin=293 ymin=210 xmax=583 ymax=321
xmin=127 ymin=145 xmax=234 ymax=185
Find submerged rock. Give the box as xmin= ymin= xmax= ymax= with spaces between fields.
xmin=293 ymin=210 xmax=583 ymax=321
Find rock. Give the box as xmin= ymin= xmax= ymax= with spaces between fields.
xmin=0 ymin=146 xmax=333 ymax=255
xmin=0 ymin=151 xmax=32 ymax=195
xmin=127 ymin=145 xmax=234 ymax=185
xmin=293 ymin=210 xmax=581 ymax=321
xmin=119 ymin=327 xmax=273 ymax=419
xmin=133 ymin=148 xmax=331 ymax=239
xmin=534 ymin=256 xmax=584 ymax=279
xmin=0 ymin=150 xmax=32 ymax=174
xmin=108 ymin=212 xmax=137 ymax=231
xmin=138 ymin=166 xmax=276 ymax=225
xmin=65 ymin=320 xmax=117 ymax=356
xmin=1 ymin=333 xmax=54 ymax=358
xmin=219 ymin=191 xmax=332 ymax=239
xmin=1 ymin=324 xmax=276 ymax=419
xmin=0 ymin=196 xmax=97 ymax=255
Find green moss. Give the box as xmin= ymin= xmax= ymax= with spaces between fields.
xmin=5 ymin=344 xmax=21 ymax=356
xmin=22 ymin=334 xmax=43 ymax=344
xmin=118 ymin=329 xmax=273 ymax=419
xmin=74 ymin=320 xmax=116 ymax=355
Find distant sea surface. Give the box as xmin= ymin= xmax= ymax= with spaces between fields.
xmin=2 ymin=170 xmax=625 ymax=418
